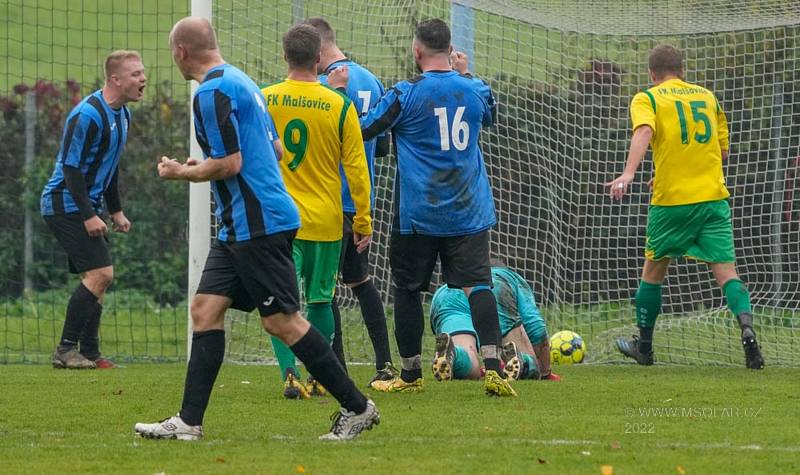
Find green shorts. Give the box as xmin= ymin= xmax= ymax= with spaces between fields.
xmin=293 ymin=239 xmax=342 ymax=303
xmin=645 ymin=199 xmax=735 ymax=263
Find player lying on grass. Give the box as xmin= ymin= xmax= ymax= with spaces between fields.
xmin=430 ymin=262 xmax=560 ymax=381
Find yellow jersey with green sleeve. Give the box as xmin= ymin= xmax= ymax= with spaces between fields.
xmin=262 ymin=79 xmax=372 ymax=242
xmin=630 ymin=78 xmax=730 ymax=206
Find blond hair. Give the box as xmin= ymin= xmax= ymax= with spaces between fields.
xmin=104 ymin=50 xmax=142 ymax=79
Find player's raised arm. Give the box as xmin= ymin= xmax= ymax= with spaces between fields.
xmin=360 ymin=86 xmax=403 ymax=142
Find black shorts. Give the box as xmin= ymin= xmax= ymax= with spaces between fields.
xmin=339 ymin=212 xmax=370 ymax=284
xmin=196 ymin=230 xmax=300 ymax=316
xmin=43 ymin=213 xmax=112 ymax=274
xmin=390 ymin=230 xmax=492 ymax=292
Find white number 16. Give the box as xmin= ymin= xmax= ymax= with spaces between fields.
xmin=434 ymin=106 xmax=469 ymax=151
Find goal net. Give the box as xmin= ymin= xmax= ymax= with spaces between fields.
xmin=212 ymin=0 xmax=800 ymax=366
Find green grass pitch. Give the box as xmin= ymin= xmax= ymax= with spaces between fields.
xmin=1 ymin=364 xmax=798 ymax=474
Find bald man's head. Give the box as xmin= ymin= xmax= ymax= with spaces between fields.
xmin=169 ymin=16 xmax=221 ymax=80
xmin=170 ymin=16 xmax=218 ymax=53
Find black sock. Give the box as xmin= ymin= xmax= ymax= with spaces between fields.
xmin=393 ymin=287 xmax=424 ymax=382
xmin=291 ymin=327 xmax=367 ymax=414
xmin=638 ymin=326 xmax=654 ymax=354
xmin=79 ymin=300 xmax=103 ymax=360
xmin=468 ymin=289 xmax=502 ymax=374
xmin=59 ymin=283 xmax=98 ymax=350
xmin=180 ymin=330 xmax=225 ymax=426
xmin=330 ymin=296 xmax=348 ymax=373
xmin=353 ymin=280 xmax=392 ymax=370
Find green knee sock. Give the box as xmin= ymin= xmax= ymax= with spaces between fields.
xmin=636 ymin=281 xmax=662 ymax=328
xmin=307 ymin=302 xmax=335 ymax=344
xmin=452 ymin=345 xmax=472 ymax=379
xmin=271 ymin=335 xmax=300 ymax=380
xmin=723 ymin=279 xmax=752 ymax=317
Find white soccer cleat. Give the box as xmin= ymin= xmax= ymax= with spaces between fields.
xmin=134 ymin=414 xmax=203 ymax=441
xmin=319 ymin=399 xmax=380 ymax=441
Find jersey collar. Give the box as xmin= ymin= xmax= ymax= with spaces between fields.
xmin=324 ymin=59 xmax=350 ymax=74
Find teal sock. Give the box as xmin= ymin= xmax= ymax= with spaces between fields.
xmin=723 ymin=279 xmax=752 ymax=317
xmin=636 ymin=281 xmax=662 ymax=328
xmin=520 ymin=353 xmax=538 ymax=379
xmin=307 ymin=302 xmax=335 ymax=344
xmin=271 ymin=335 xmax=300 ymax=380
xmin=452 ymin=345 xmax=472 ymax=379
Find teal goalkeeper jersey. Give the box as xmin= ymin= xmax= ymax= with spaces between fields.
xmin=429 ymin=267 xmax=548 ymax=344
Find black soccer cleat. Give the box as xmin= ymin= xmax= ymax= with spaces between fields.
xmin=742 ymin=332 xmax=765 ymax=370
xmin=616 ymin=335 xmax=654 ymax=366
xmin=737 ymin=313 xmax=764 ymax=370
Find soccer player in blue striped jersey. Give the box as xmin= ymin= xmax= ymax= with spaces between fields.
xmin=134 ymin=17 xmax=379 ymax=442
xmin=329 ymin=19 xmax=514 ymax=397
xmin=41 ymin=50 xmax=147 ymax=370
xmin=306 ymin=17 xmax=396 ymax=386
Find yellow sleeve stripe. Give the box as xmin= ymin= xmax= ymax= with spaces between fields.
xmin=643 ymin=90 xmax=657 ymax=112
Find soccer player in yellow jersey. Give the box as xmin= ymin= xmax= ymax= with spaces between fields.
xmin=262 ymin=24 xmax=374 ymax=398
xmin=606 ymin=45 xmax=764 ymax=370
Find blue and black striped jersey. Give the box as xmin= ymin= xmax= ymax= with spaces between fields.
xmin=320 ymin=59 xmax=385 ymax=214
xmin=41 ymin=90 xmax=130 ymax=216
xmin=194 ymin=64 xmax=300 ymax=242
xmin=360 ymin=70 xmax=497 ymax=236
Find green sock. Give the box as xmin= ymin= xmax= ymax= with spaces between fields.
xmin=520 ymin=353 xmax=538 ymax=379
xmin=452 ymin=345 xmax=472 ymax=379
xmin=307 ymin=302 xmax=335 ymax=344
xmin=636 ymin=281 xmax=662 ymax=328
xmin=271 ymin=335 xmax=300 ymax=380
xmin=723 ymin=279 xmax=752 ymax=317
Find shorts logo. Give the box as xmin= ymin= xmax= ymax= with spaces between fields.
xmin=263 ymin=296 xmax=275 ymax=306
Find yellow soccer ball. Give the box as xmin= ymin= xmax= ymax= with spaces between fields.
xmin=550 ymin=330 xmax=586 ymax=364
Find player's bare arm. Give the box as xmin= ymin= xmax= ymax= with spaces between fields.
xmin=157 ymin=153 xmax=242 ymax=182
xmin=606 ymin=125 xmax=653 ymax=200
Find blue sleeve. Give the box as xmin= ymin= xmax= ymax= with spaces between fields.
xmin=466 ymin=75 xmax=496 ymax=128
xmin=361 ymin=84 xmax=404 ymax=142
xmin=197 ymin=89 xmax=240 ymax=158
xmin=266 ymin=111 xmax=279 ymax=142
xmin=62 ymin=111 xmax=100 ymax=168
xmin=516 ymin=277 xmax=547 ymax=344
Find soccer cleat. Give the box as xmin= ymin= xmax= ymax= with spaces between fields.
xmin=91 ymin=357 xmax=118 ymax=369
xmin=615 ymin=335 xmax=654 ymax=366
xmin=319 ymin=399 xmax=380 ymax=441
xmin=484 ymin=370 xmax=517 ymax=397
xmin=52 ymin=347 xmax=96 ymax=369
xmin=737 ymin=313 xmax=764 ymax=370
xmin=370 ymin=376 xmax=424 ymax=393
xmin=307 ymin=377 xmax=328 ymax=397
xmin=368 ymin=362 xmax=399 ymax=388
xmin=542 ymin=372 xmax=561 ymax=381
xmin=500 ymin=342 xmax=522 ymax=381
xmin=283 ymin=372 xmax=311 ymax=400
xmin=431 ymin=332 xmax=455 ymax=381
xmin=134 ymin=414 xmax=203 ymax=441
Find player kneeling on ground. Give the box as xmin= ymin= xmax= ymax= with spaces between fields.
xmin=430 ymin=261 xmax=559 ymax=382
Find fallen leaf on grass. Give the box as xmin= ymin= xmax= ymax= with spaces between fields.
xmin=112 ymin=389 xmax=123 ymax=396
xmin=537 ymin=458 xmax=547 ymax=464
xmin=677 ymin=465 xmax=687 ymax=474
xmin=601 ymin=465 xmax=614 ymax=475
xmin=216 ymin=457 xmax=225 ymax=463
xmin=295 ymin=466 xmax=306 ymax=473
xmin=610 ymin=441 xmax=621 ymax=450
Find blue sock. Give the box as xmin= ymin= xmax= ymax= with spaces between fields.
xmin=453 ymin=346 xmax=473 ymax=379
